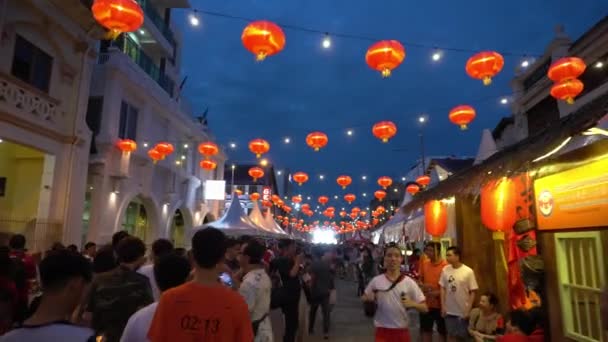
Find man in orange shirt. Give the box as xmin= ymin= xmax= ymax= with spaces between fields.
xmin=148 ymin=227 xmax=254 ymax=342
xmin=419 ymin=242 xmax=448 ymax=342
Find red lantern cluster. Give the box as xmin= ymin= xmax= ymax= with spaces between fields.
xmin=241 ymin=21 xmax=286 ymax=61
xmin=365 ymin=40 xmax=406 ymax=78
xmin=116 ymin=139 xmax=137 ymax=153
xmin=547 ymin=57 xmax=586 ymax=104
xmin=92 ymin=0 xmax=144 ymax=39
xmin=372 ymin=121 xmax=397 ymax=143
xmin=449 ymin=105 xmax=476 ymax=130
xmin=293 ymin=172 xmax=309 ymax=186
xmin=465 ymin=51 xmax=504 ymax=86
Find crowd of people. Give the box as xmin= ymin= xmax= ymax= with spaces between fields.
xmin=0 ymin=230 xmax=340 ymax=342
xmin=360 ymin=242 xmax=548 ymax=342
xmin=0 ymin=231 xmax=606 ymax=341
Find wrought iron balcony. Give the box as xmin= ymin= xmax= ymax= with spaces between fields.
xmin=136 ymin=0 xmax=176 ymax=49
xmin=100 ymin=35 xmax=175 ymax=97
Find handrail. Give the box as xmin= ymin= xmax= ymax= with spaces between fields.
xmin=136 ymin=0 xmax=176 ymax=48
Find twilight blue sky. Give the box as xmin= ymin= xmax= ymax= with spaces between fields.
xmin=176 ymin=0 xmax=606 ymax=207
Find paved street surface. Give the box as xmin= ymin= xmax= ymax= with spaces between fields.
xmin=270 ymin=278 xmax=439 ymax=341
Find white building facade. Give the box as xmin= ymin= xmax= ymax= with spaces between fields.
xmin=84 ymin=0 xmax=225 ymax=247
xmin=0 ymin=0 xmax=106 ymax=250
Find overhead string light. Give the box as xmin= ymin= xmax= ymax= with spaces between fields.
xmin=183 ymin=7 xmax=541 ymax=58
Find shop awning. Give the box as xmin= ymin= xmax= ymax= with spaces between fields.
xmin=401 ymin=92 xmax=608 ymax=215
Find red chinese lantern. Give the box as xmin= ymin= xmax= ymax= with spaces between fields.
xmin=449 ymin=105 xmax=476 ymax=130
xmin=147 ymin=148 xmax=163 ymax=164
xmin=349 ymin=212 xmax=358 ymax=220
xmin=377 ymin=176 xmax=393 ymax=189
xmin=480 ymin=177 xmax=517 ymax=236
xmin=116 ymin=139 xmax=137 ymax=153
xmin=248 ymin=139 xmax=270 ymax=158
xmin=271 ymin=194 xmax=280 ymax=203
xmin=365 ymin=40 xmax=406 ymax=78
xmin=318 ymin=196 xmax=329 ymax=206
xmin=406 ymin=184 xmax=420 ymax=195
xmin=283 ymin=206 xmax=292 ymax=213
xmin=547 ymin=57 xmax=586 ymax=83
xmin=376 ymin=206 xmax=386 ymax=214
xmin=198 ymin=142 xmax=219 ymax=159
xmin=344 ymin=193 xmax=356 ymax=204
xmin=416 ymin=175 xmax=431 ymax=187
xmin=360 ymin=211 xmax=367 ymax=218
xmin=293 ymin=172 xmax=309 ymax=186
xmin=248 ymin=167 xmax=264 ymax=182
xmin=234 ymin=189 xmax=243 ymax=196
xmin=424 ymin=200 xmax=447 ymax=238
xmin=550 ymin=79 xmax=584 ymax=104
xmin=262 ymin=200 xmax=273 ymax=208
xmin=92 ymin=0 xmax=144 ymax=39
xmin=199 ymin=160 xmax=217 ymax=170
xmin=465 ymin=51 xmax=504 ymax=85
xmin=326 ymin=206 xmax=336 ymax=213
xmin=241 ymin=21 xmax=286 ymax=61
xmin=339 ymin=210 xmax=346 ymax=218
xmin=372 ymin=218 xmax=379 ymax=226
xmin=336 ymin=175 xmax=352 ymax=189
xmin=305 ymin=132 xmax=329 ymax=151
xmin=351 ymin=207 xmax=361 ymax=214
xmin=372 ymin=121 xmax=397 ymax=143
xmin=374 ymin=190 xmax=387 ymax=201
xmin=292 ymin=196 xmax=302 ymax=204
xmin=250 ymin=192 xmax=260 ymax=201
xmin=154 ymin=143 xmax=174 ymax=158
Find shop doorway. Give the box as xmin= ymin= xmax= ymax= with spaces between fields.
xmin=0 ymin=139 xmax=52 ymax=249
xmin=121 ymin=196 xmax=150 ymax=242
xmin=170 ymin=209 xmax=185 ymax=248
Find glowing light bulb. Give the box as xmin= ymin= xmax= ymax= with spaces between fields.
xmin=500 ymin=98 xmax=508 ymax=104
xmin=418 ymin=116 xmax=426 ymax=123
xmin=229 ymin=143 xmax=236 ymax=149
xmin=521 ymin=60 xmax=530 ymax=68
xmin=595 ymin=61 xmax=604 ymax=69
xmin=319 ymin=175 xmax=324 ymax=180
xmin=347 ymin=130 xmax=353 ymax=136
xmin=284 ymin=137 xmax=290 ymax=144
xmin=189 ymin=13 xmax=200 ymax=27
xmin=322 ymin=35 xmax=331 ymax=49
xmin=431 ymin=51 xmax=442 ymax=61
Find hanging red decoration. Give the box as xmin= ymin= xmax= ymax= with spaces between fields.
xmin=154 ymin=143 xmax=174 ymax=158
xmin=424 ymin=200 xmax=448 ymax=238
xmin=344 ymin=193 xmax=356 ymax=204
xmin=377 ymin=176 xmax=393 ymax=189
xmin=318 ymin=196 xmax=329 ymax=206
xmin=349 ymin=212 xmax=358 ymax=220
xmin=198 ymin=142 xmax=219 ymax=159
xmin=92 ymin=0 xmax=144 ymax=39
xmin=449 ymin=105 xmax=476 ymax=130
xmin=248 ymin=167 xmax=264 ymax=182
xmin=262 ymin=200 xmax=273 ymax=208
xmin=465 ymin=51 xmax=504 ymax=85
xmin=339 ymin=210 xmax=346 ymax=218
xmin=480 ymin=177 xmax=517 ymax=235
xmin=374 ymin=190 xmax=387 ymax=201
xmin=147 ymin=148 xmax=163 ymax=164
xmin=416 ymin=175 xmax=431 ymax=187
xmin=351 ymin=207 xmax=361 ymax=214
xmin=360 ymin=211 xmax=367 ymax=218
xmin=250 ymin=192 xmax=260 ymax=201
xmin=305 ymin=132 xmax=329 ymax=151
xmin=116 ymin=139 xmax=137 ymax=153
xmin=336 ymin=175 xmax=352 ymax=189
xmin=372 ymin=121 xmax=397 ymax=143
xmin=550 ymin=79 xmax=584 ymax=104
xmin=292 ymin=196 xmax=302 ymax=204
xmin=293 ymin=172 xmax=309 ymax=186
xmin=199 ymin=160 xmax=217 ymax=170
xmin=241 ymin=21 xmax=286 ymax=61
xmin=234 ymin=189 xmax=243 ymax=196
xmin=406 ymin=184 xmax=420 ymax=195
xmin=376 ymin=206 xmax=386 ymax=214
xmin=248 ymin=139 xmax=270 ymax=158
xmin=547 ymin=57 xmax=586 ymax=83
xmin=365 ymin=40 xmax=406 ymax=78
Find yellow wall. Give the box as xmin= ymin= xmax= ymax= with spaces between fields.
xmin=0 ymin=141 xmax=44 ymax=221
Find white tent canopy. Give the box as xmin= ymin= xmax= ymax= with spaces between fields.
xmin=262 ymin=209 xmax=290 ymax=237
xmin=249 ymin=201 xmax=286 ymax=238
xmin=190 ymin=194 xmax=269 ymax=238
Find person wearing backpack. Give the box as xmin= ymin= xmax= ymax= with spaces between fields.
xmin=361 ymin=243 xmax=428 ymax=342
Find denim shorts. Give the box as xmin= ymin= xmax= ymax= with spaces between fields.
xmin=445 ymin=315 xmax=469 ymax=338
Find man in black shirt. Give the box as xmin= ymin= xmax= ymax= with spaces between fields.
xmin=224 ymin=239 xmax=242 ymax=273
xmin=270 ymin=239 xmax=303 ymax=342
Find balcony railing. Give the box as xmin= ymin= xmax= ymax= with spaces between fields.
xmin=101 ymin=36 xmax=175 ymax=97
xmin=136 ymin=0 xmax=176 ymax=49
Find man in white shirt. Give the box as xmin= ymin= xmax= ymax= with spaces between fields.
xmin=120 ymin=253 xmax=191 ymax=342
xmin=361 ymin=243 xmax=428 ymax=342
xmin=137 ymin=239 xmax=174 ymax=301
xmin=439 ymin=246 xmax=478 ymax=342
xmin=0 ymin=251 xmax=94 ymax=342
